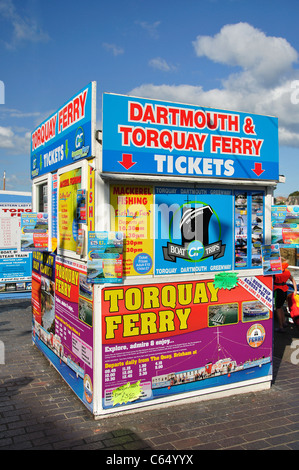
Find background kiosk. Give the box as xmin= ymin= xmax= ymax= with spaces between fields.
xmin=29 ymin=82 xmax=279 ymax=417
xmin=0 ymin=190 xmax=32 ymax=299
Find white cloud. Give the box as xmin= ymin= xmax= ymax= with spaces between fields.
xmin=0 ymin=125 xmax=30 ymax=153
xmin=0 ymin=0 xmax=49 ymax=48
xmin=129 ymin=23 xmax=299 ymax=147
xmin=0 ymin=126 xmax=14 ymax=148
xmin=136 ymin=20 xmax=161 ymax=39
xmin=102 ymin=42 xmax=124 ymax=56
xmin=149 ymin=57 xmax=177 ymax=72
xmin=192 ymin=23 xmax=298 ymax=85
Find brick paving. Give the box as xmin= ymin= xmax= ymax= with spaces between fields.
xmin=1 ymin=298 xmax=299 ymax=451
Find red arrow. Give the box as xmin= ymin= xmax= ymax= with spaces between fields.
xmin=252 ymin=162 xmax=265 ymax=177
xmin=118 ymin=153 xmax=137 ymax=170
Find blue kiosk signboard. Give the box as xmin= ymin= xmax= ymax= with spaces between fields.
xmin=31 ymin=82 xmax=96 ymax=179
xmin=102 ymin=93 xmax=279 ymax=181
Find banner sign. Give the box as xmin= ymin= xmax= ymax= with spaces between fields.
xmin=31 ymin=82 xmax=95 ymax=179
xmin=102 ymin=93 xmax=279 ymax=181
xmin=102 ymin=276 xmax=273 ymax=409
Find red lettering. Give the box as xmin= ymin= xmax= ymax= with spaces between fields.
xmin=147 ymin=129 xmax=159 ymax=147
xmin=142 ymin=105 xmax=155 ymax=123
xmin=243 ymin=139 xmax=253 ymax=155
xmin=232 ymin=138 xmax=242 ymax=154
xmin=206 ymin=113 xmax=218 ymax=130
xmin=129 ymin=102 xmax=143 ymax=121
xmin=180 ymin=109 xmax=193 ymax=127
xmin=67 ymin=102 xmax=73 ymax=128
xmin=222 ymin=137 xmax=231 ymax=153
xmin=194 ymin=111 xmax=206 ymax=129
xmin=156 ymin=106 xmax=168 ymax=124
xmin=252 ymin=139 xmax=263 ymax=156
xmin=132 ymin=128 xmax=146 ymax=146
xmin=211 ymin=135 xmax=221 ymax=153
xmin=73 ymin=97 xmax=80 ymax=121
xmin=79 ymin=90 xmax=87 ymax=118
xmin=228 ymin=114 xmax=239 ymax=132
xmin=118 ymin=125 xmax=132 ymax=145
xmin=168 ymin=108 xmax=180 ymax=126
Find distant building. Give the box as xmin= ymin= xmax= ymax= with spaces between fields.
xmin=274 ymin=196 xmax=287 ymax=205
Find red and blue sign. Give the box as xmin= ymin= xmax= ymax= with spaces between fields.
xmin=31 ymin=82 xmax=95 ymax=179
xmin=102 ymin=93 xmax=279 ymax=181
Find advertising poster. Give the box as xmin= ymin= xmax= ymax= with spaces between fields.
xmin=58 ymin=167 xmax=82 ymax=253
xmin=31 ymin=251 xmax=55 ymax=327
xmin=87 ymin=231 xmax=123 ymax=283
xmin=102 ymin=276 xmax=273 ymax=409
xmin=31 ymin=82 xmax=95 ymax=179
xmin=32 ymin=255 xmax=94 ymax=411
xmin=110 ymin=184 xmax=154 ymax=276
xmin=102 ymin=93 xmax=279 ymax=181
xmin=271 ymin=205 xmax=299 ymax=247
xmin=261 ymin=244 xmax=282 ymax=275
xmin=55 ymin=257 xmax=93 ymax=410
xmin=154 ymin=187 xmax=233 ymax=275
xmin=52 ymin=173 xmax=58 ymax=248
xmin=77 ymin=189 xmax=87 ymax=223
xmin=0 ymin=194 xmax=32 ymax=296
xmin=20 ymin=212 xmax=49 ymax=251
xmin=0 ymin=250 xmax=32 ymax=294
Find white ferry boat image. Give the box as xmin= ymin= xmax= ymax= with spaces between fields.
xmin=243 ymin=302 xmax=269 ymax=318
xmin=151 ymin=327 xmax=271 ymax=393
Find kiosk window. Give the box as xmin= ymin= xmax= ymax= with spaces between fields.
xmin=37 ymin=182 xmax=48 ymax=212
xmin=58 ymin=167 xmax=82 ymax=254
xmin=234 ymin=191 xmax=264 ymax=269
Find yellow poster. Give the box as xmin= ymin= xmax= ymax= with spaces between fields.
xmin=110 ymin=184 xmax=153 ymax=276
xmin=58 ymin=168 xmax=82 ymax=252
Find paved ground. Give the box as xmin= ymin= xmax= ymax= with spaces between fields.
xmin=1 ymin=298 xmax=299 ymax=451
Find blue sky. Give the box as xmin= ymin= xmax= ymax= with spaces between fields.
xmin=1 ymin=0 xmax=299 ymax=196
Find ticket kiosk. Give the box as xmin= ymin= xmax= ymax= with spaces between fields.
xmin=28 ymin=82 xmax=279 ymax=417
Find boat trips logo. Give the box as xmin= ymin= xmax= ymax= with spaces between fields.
xmin=162 ymin=202 xmax=225 ymax=264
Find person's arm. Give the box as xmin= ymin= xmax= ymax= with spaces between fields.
xmin=290 ymin=275 xmax=298 ymax=295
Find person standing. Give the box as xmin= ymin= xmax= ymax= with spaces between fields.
xmin=274 ymin=261 xmax=297 ymax=332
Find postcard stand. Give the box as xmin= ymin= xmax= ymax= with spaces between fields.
xmin=28 ymin=82 xmax=279 ymax=417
